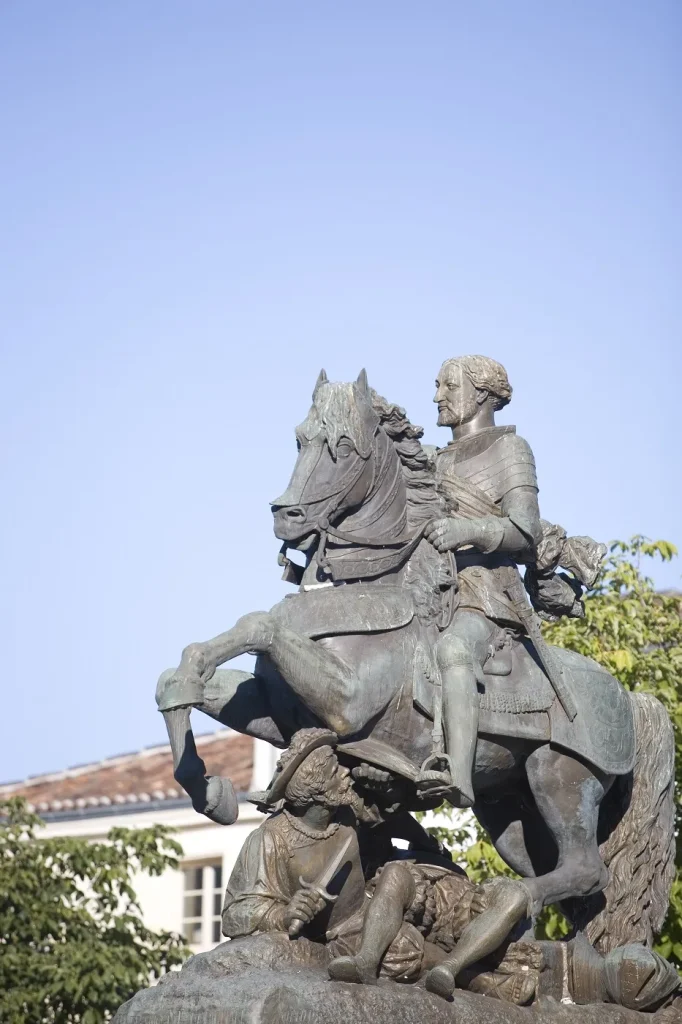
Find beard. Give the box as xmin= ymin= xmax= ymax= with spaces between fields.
xmin=322 ymin=782 xmax=354 ymax=809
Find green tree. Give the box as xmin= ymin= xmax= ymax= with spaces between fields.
xmin=425 ymin=538 xmax=682 ymax=962
xmin=0 ymin=798 xmax=189 ymax=1024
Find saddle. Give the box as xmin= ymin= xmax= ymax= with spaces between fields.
xmin=412 ymin=635 xmax=635 ymax=776
xmin=413 ymin=632 xmax=554 ymax=724
xmin=269 ymin=584 xmax=413 ymax=639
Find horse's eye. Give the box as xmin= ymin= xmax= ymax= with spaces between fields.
xmin=337 ymin=441 xmax=352 ymax=458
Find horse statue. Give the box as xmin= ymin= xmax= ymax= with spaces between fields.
xmin=156 ymin=369 xmax=675 ymax=952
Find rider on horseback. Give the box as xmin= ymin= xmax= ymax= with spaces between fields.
xmin=421 ymin=356 xmax=543 ymax=808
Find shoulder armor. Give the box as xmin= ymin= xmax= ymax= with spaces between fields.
xmin=445 ymin=431 xmax=538 ymax=504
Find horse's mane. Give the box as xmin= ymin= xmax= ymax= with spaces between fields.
xmin=369 ymin=391 xmax=451 ymax=626
xmin=370 ymin=390 xmax=446 ymax=528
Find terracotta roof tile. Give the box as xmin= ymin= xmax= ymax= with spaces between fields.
xmin=0 ymin=731 xmax=253 ymax=811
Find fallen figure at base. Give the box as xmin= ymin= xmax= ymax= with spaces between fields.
xmin=221 ymin=728 xmax=680 ymax=1015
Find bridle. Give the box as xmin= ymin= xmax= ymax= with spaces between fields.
xmin=278 ymin=427 xmax=457 ymax=630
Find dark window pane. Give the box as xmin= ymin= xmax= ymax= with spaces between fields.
xmin=212 ymin=919 xmax=222 ymax=943
xmin=183 ymin=920 xmax=202 ymax=943
xmin=183 ymin=867 xmax=203 ymax=891
xmin=213 ymin=893 xmax=222 ymax=916
xmin=212 ymin=865 xmax=222 ymax=889
xmin=184 ymin=895 xmax=202 ymax=918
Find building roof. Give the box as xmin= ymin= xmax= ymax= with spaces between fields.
xmin=0 ymin=730 xmax=254 ymax=817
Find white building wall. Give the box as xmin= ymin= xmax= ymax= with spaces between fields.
xmin=40 ymin=739 xmax=279 ymax=953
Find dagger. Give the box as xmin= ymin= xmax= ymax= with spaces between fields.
xmin=288 ymin=832 xmax=354 ymax=938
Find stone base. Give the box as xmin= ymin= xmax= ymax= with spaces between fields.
xmin=113 ymin=935 xmax=674 ymax=1024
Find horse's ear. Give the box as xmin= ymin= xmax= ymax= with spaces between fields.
xmin=313 ymin=368 xmax=328 ymax=399
xmin=355 ymin=368 xmax=369 ymax=397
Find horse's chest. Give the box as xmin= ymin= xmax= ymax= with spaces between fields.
xmin=317 ymin=630 xmax=408 ymax=680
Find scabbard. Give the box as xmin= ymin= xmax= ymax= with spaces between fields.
xmin=505 ymin=582 xmax=578 ymax=722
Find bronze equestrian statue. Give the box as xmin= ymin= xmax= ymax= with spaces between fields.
xmin=156 ymin=361 xmax=675 ymax=963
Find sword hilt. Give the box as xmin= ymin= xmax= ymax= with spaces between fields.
xmin=287 ymin=876 xmax=339 ymax=937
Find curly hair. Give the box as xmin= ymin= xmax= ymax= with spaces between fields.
xmin=441 ymin=355 xmax=512 ymax=411
xmin=274 ymin=729 xmax=338 ymax=808
xmin=369 ymin=389 xmax=445 ymax=529
xmin=283 ymin=746 xmax=335 ymax=807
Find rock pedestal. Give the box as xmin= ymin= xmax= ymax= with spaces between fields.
xmin=113 ymin=935 xmax=676 ymax=1024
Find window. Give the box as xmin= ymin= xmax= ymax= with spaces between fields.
xmin=182 ymin=862 xmax=224 ymax=949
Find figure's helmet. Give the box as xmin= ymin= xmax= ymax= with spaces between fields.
xmin=603 ymin=944 xmax=680 ymax=1012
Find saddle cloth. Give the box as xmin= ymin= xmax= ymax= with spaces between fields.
xmin=413 ymin=639 xmax=635 ymax=777
xmin=269 ymin=584 xmax=413 ymax=638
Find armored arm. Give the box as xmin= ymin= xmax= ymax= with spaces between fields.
xmin=462 ymin=485 xmax=542 ymax=559
xmin=427 ymin=433 xmax=542 ymax=560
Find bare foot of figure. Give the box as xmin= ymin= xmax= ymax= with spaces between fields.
xmin=328 ymin=955 xmax=378 ymax=985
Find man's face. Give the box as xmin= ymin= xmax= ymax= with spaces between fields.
xmin=434 ymin=361 xmax=480 ymax=427
xmin=320 ymin=756 xmax=354 ymax=808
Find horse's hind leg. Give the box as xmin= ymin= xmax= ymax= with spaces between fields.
xmin=474 ymin=792 xmax=556 ymax=880
xmin=523 ymin=745 xmax=613 ymax=914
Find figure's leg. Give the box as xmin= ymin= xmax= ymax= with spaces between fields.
xmin=420 ymin=612 xmax=492 ymax=808
xmin=328 ymin=863 xmax=416 ymax=985
xmin=521 ymin=745 xmax=612 ymax=915
xmin=425 ymin=878 xmax=531 ymax=999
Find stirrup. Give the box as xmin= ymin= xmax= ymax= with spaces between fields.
xmin=416 ymin=754 xmax=474 ymax=808
xmin=416 ymin=753 xmax=453 ymax=800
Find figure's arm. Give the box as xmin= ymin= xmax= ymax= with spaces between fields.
xmin=222 ymin=828 xmax=291 ymax=938
xmin=222 ymin=825 xmax=328 ymax=938
xmin=426 ymin=433 xmax=543 ymax=559
xmin=425 ymin=486 xmax=541 ymax=560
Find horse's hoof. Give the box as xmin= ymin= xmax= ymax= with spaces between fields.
xmin=328 ymin=955 xmax=377 ymax=985
xmin=425 ymin=965 xmax=455 ymax=999
xmin=203 ymin=776 xmax=239 ymax=826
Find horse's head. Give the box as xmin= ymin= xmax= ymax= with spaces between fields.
xmin=271 ymin=369 xmax=382 ymax=546
xmin=272 ymin=365 xmax=413 ymax=569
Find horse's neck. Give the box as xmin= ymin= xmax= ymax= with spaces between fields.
xmin=338 ymin=430 xmax=409 ymax=545
xmin=312 ymin=430 xmax=411 ymax=586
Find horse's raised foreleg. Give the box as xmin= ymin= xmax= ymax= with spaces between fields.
xmin=161 ymin=704 xmax=238 ymax=824
xmin=156 ymin=666 xmax=282 ymax=825
xmin=521 ymin=745 xmax=613 ymax=915
xmin=159 ymin=611 xmax=369 ymax=736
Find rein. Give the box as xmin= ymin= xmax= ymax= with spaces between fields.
xmin=279 ymin=425 xmax=458 ymax=630
xmin=313 ymin=430 xmax=414 ymax=574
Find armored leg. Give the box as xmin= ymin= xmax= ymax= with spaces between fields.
xmin=437 ymin=632 xmax=479 ymax=808
xmin=421 ymin=613 xmax=493 ymax=808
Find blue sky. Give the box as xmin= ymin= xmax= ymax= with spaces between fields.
xmin=1 ymin=1 xmax=679 ymax=782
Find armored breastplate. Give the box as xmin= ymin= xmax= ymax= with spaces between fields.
xmin=436 ymin=426 xmax=538 ymax=507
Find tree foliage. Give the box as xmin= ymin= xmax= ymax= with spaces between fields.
xmin=426 ymin=538 xmax=682 ymax=963
xmin=0 ymin=798 xmax=188 ymax=1024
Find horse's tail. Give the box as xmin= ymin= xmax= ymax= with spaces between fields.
xmin=568 ymin=691 xmax=676 ymax=952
